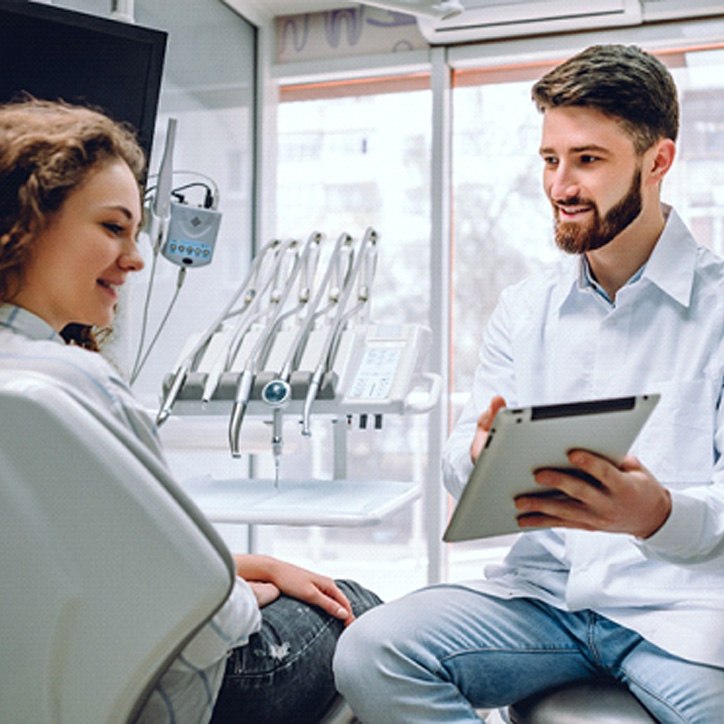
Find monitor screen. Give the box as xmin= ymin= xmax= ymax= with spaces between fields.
xmin=0 ymin=0 xmax=167 ymax=165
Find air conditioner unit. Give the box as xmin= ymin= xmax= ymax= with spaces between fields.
xmin=417 ymin=0 xmax=643 ymax=44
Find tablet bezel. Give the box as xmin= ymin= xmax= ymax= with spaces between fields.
xmin=443 ymin=394 xmax=660 ymax=542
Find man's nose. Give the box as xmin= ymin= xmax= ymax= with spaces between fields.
xmin=549 ymin=163 xmax=580 ymax=201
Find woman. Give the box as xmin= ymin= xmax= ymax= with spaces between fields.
xmin=0 ymin=98 xmax=380 ymax=723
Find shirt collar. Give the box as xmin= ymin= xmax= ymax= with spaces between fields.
xmin=0 ymin=304 xmax=64 ymax=343
xmin=553 ymin=204 xmax=698 ymax=312
xmin=580 ymin=255 xmax=646 ymax=307
xmin=641 ymin=205 xmax=698 ymax=308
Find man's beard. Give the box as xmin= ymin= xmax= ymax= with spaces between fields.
xmin=554 ymin=168 xmax=642 ymax=255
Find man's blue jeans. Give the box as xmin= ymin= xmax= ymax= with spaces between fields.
xmin=211 ymin=580 xmax=381 ymax=723
xmin=333 ymin=584 xmax=724 ymax=723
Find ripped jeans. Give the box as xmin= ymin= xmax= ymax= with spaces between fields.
xmin=210 ymin=580 xmax=381 ymax=724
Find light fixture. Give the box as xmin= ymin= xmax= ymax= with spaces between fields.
xmin=357 ymin=0 xmax=465 ymax=21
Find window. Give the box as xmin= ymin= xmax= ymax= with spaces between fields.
xmin=451 ymin=68 xmax=554 ymax=397
xmin=667 ymin=48 xmax=724 ymax=256
xmin=450 ymin=46 xmax=724 ymax=397
xmin=267 ymin=78 xmax=435 ymax=600
xmin=447 ymin=44 xmax=724 ymax=577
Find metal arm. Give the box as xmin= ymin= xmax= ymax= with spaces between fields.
xmin=301 ymin=228 xmax=379 ymax=435
xmin=155 ymin=237 xmax=280 ymax=425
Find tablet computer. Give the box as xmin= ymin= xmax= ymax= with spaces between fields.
xmin=443 ymin=394 xmax=660 ymax=542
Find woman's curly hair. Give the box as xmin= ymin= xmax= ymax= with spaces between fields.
xmin=0 ymin=97 xmax=146 ymax=349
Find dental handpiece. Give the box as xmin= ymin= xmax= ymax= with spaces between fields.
xmin=271 ymin=409 xmax=283 ymax=487
xmin=248 ymin=235 xmax=323 ymax=466
xmin=267 ymin=232 xmax=341 ymax=379
xmin=301 ymin=228 xmax=378 ymax=435
xmin=156 ymin=358 xmax=190 ymax=426
xmin=283 ymin=233 xmax=355 ymax=436
xmin=226 ymin=239 xmax=303 ymax=456
xmin=300 ymin=367 xmax=323 ymax=436
xmin=154 ymin=238 xmax=280 ymax=425
xmin=228 ymin=368 xmax=254 ymax=457
xmin=326 ymin=232 xmax=379 ymax=370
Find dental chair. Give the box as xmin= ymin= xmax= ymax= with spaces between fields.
xmin=0 ymin=369 xmax=235 ymax=723
xmin=508 ymin=679 xmax=656 ymax=722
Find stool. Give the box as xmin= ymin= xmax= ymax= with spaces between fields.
xmin=509 ymin=679 xmax=656 ymax=723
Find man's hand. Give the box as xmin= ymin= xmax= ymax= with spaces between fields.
xmin=514 ymin=450 xmax=672 ymax=539
xmin=470 ymin=395 xmax=507 ymax=463
xmin=234 ymin=554 xmax=355 ymax=625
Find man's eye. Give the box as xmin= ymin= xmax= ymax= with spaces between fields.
xmin=542 ymin=156 xmax=558 ymax=166
xmin=580 ymin=155 xmax=599 ymax=164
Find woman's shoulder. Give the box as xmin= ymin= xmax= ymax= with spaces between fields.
xmin=0 ymin=327 xmax=126 ymax=402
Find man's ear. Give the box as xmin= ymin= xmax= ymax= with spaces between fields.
xmin=646 ymin=138 xmax=676 ymax=185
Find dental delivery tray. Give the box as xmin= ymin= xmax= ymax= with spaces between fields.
xmin=179 ymin=475 xmax=420 ymax=527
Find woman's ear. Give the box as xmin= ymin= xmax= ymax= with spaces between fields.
xmin=646 ymin=138 xmax=676 ymax=185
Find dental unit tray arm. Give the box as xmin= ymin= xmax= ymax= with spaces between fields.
xmin=159 ymin=228 xmax=442 ymax=459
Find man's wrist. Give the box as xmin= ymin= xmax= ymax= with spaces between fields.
xmin=640 ymin=487 xmax=672 ymax=539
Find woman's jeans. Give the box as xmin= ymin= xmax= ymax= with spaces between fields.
xmin=333 ymin=584 xmax=724 ymax=724
xmin=210 ymin=579 xmax=381 ymax=723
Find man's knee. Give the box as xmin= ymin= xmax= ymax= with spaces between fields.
xmin=333 ymin=603 xmax=398 ymax=696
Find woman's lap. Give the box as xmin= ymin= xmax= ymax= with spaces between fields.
xmin=211 ymin=579 xmax=381 ymax=724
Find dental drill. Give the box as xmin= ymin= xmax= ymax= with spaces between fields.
xmin=259 ymin=232 xmax=358 ymax=482
xmin=200 ymin=239 xmax=285 ymax=405
xmin=301 ymin=228 xmax=379 ymax=436
xmin=257 ymin=232 xmax=323 ymax=484
xmin=228 ymin=235 xmax=318 ymax=461
xmin=155 ymin=237 xmax=279 ymax=425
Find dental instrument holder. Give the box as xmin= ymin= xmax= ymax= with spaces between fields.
xmin=159 ymin=230 xmax=442 ymax=488
xmin=162 ymin=320 xmax=441 ymax=479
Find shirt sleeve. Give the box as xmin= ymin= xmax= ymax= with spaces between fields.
xmin=178 ymin=577 xmax=262 ymax=667
xmin=638 ymin=378 xmax=724 ymax=563
xmin=135 ymin=579 xmax=261 ymax=724
xmin=442 ymin=288 xmax=518 ymax=499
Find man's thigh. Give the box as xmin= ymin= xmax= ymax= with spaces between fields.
xmin=622 ymin=640 xmax=724 ymax=724
xmin=351 ymin=584 xmax=600 ymax=709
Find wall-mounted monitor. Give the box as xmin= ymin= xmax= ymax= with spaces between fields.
xmin=0 ymin=0 xmax=167 ymax=164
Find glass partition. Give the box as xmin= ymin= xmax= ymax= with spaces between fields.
xmin=269 ymin=78 xmax=435 ymax=599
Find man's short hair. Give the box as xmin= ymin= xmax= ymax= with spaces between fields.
xmin=531 ymin=44 xmax=679 ymax=153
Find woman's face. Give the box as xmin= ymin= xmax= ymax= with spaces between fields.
xmin=12 ymin=159 xmax=144 ymax=331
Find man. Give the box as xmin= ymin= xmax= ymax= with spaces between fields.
xmin=333 ymin=45 xmax=724 ymax=722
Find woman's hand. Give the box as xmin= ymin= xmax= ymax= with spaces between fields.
xmin=248 ymin=581 xmax=281 ymax=608
xmin=234 ymin=554 xmax=355 ymax=625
